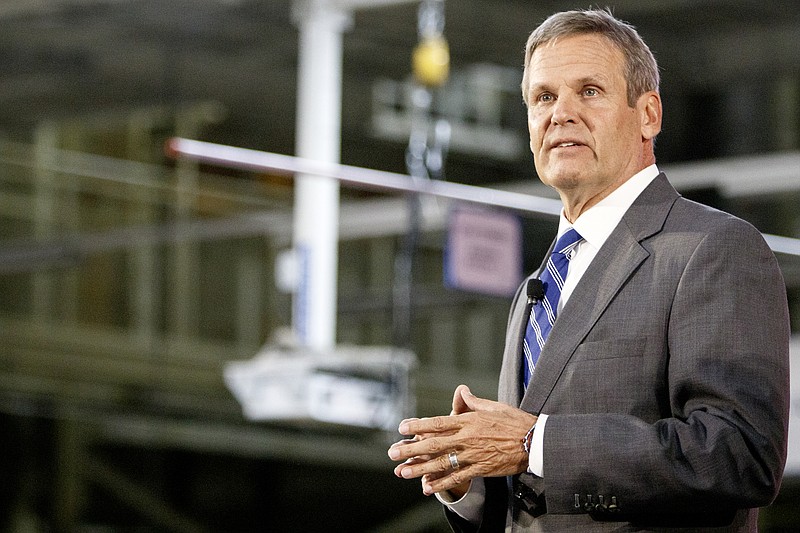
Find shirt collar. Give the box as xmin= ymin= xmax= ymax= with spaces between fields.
xmin=556 ymin=164 xmax=660 ymax=250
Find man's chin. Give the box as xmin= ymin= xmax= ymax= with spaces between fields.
xmin=538 ymin=171 xmax=585 ymax=191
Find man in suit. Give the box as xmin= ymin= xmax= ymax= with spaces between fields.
xmin=388 ymin=8 xmax=791 ymax=532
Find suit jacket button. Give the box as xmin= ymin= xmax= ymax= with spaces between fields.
xmin=583 ymin=495 xmax=594 ymax=513
xmin=608 ymin=496 xmax=620 ymax=513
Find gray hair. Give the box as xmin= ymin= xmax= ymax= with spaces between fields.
xmin=521 ymin=8 xmax=660 ymax=107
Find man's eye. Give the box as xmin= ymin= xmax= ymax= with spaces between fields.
xmin=538 ymin=93 xmax=554 ymax=103
xmin=584 ymin=88 xmax=598 ymax=97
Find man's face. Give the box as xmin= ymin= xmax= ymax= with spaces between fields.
xmin=525 ymin=33 xmax=659 ymax=215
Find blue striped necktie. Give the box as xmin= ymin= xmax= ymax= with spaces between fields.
xmin=523 ymin=228 xmax=583 ymax=388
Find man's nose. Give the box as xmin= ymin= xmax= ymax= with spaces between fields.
xmin=551 ymin=93 xmax=580 ymax=125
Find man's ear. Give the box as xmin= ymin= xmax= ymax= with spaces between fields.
xmin=640 ymin=91 xmax=662 ymax=140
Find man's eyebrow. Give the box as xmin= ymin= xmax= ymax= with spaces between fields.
xmin=529 ymin=74 xmax=610 ymax=93
xmin=577 ymin=74 xmax=610 ymax=86
xmin=527 ymin=82 xmax=551 ymax=94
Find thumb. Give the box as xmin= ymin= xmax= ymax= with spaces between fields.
xmin=451 ymin=384 xmax=473 ymax=415
xmin=460 ymin=386 xmax=504 ymax=413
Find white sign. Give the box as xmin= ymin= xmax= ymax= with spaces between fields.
xmin=444 ymin=207 xmax=522 ymax=297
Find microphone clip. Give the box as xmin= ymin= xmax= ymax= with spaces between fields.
xmin=526 ymin=278 xmax=545 ymax=305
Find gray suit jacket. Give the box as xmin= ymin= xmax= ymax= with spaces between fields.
xmin=448 ymin=174 xmax=791 ymax=532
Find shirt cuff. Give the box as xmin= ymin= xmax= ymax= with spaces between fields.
xmin=435 ymin=477 xmax=485 ymax=525
xmin=528 ymin=413 xmax=548 ymax=477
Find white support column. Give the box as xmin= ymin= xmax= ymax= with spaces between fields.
xmin=290 ymin=0 xmax=419 ymax=350
xmin=291 ymin=0 xmax=352 ymax=350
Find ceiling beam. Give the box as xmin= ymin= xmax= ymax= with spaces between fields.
xmin=0 ymin=0 xmax=129 ymax=18
xmin=335 ymin=0 xmax=418 ymax=10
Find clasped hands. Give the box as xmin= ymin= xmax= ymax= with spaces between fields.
xmin=388 ymin=384 xmax=538 ymax=497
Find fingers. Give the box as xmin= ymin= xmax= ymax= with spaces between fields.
xmin=389 ymin=385 xmax=515 ymax=497
xmin=388 ymin=431 xmax=450 ymax=464
xmin=398 ymin=414 xmax=460 ymax=438
xmin=394 ymin=450 xmax=455 ymax=480
xmin=423 ymin=467 xmax=472 ymax=496
xmin=424 ymin=474 xmax=472 ymax=500
xmin=396 ymin=417 xmax=421 ymax=438
xmin=393 ymin=450 xmax=475 ymax=497
xmin=392 ymin=456 xmax=428 ymax=478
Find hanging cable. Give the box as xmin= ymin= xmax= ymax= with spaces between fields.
xmin=393 ymin=0 xmax=450 ymax=348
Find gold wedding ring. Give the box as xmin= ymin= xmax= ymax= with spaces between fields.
xmin=448 ymin=451 xmax=460 ymax=470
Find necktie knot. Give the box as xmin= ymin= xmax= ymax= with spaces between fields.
xmin=554 ymin=228 xmax=583 ymax=258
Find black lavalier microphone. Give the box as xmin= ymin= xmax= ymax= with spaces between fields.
xmin=526 ymin=278 xmax=545 ymax=304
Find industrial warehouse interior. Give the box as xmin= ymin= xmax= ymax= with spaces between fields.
xmin=0 ymin=0 xmax=799 ymax=531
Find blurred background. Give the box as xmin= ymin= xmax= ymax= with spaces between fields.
xmin=0 ymin=0 xmax=798 ymax=531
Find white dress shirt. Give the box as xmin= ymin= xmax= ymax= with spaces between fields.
xmin=441 ymin=164 xmax=661 ymax=522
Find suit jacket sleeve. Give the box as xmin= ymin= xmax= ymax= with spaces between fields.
xmin=444 ymin=476 xmax=510 ymax=533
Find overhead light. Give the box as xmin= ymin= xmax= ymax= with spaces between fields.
xmin=224 ymin=344 xmax=416 ymax=431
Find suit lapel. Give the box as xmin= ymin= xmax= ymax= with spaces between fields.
xmin=520 ymin=174 xmax=680 ymax=413
xmin=498 ymin=286 xmax=528 ymax=406
xmin=499 ymin=240 xmax=558 ymax=407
